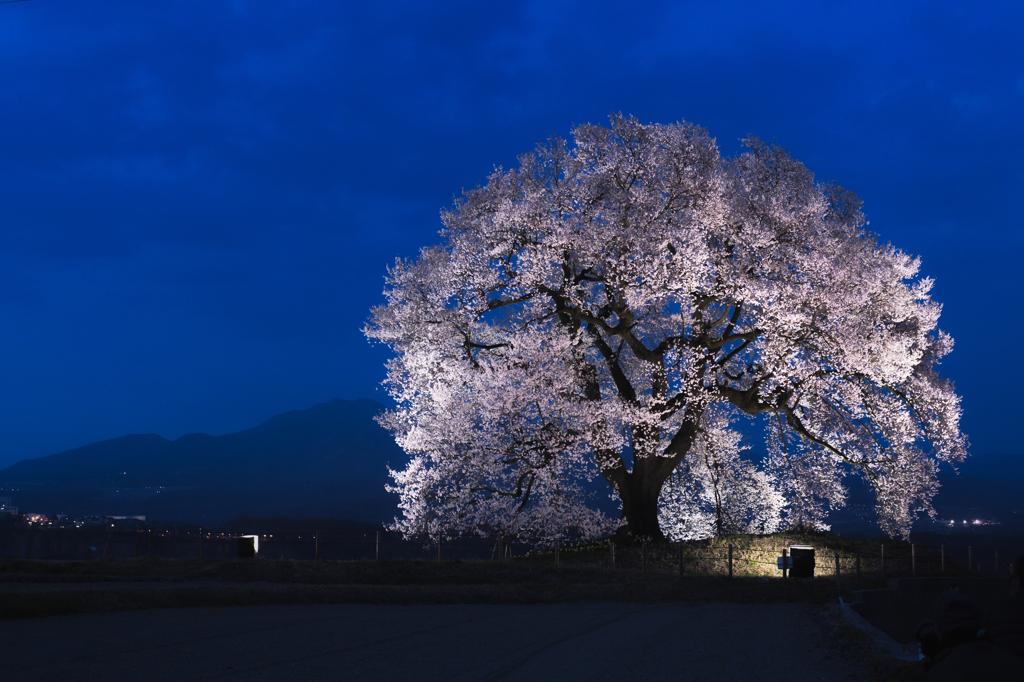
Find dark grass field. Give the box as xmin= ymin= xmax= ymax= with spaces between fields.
xmin=0 ymin=532 xmax=962 ymax=621
xmin=0 ymin=533 xmax=940 ymax=681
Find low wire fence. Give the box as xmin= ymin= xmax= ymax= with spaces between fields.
xmin=567 ymin=538 xmax=1015 ymax=581
xmin=0 ymin=528 xmax=494 ymax=562
xmin=1 ymin=526 xmax=1017 ymax=584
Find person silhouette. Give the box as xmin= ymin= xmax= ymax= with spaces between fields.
xmin=982 ymin=553 xmax=1024 ymax=660
xmin=922 ymin=590 xmax=1024 ymax=680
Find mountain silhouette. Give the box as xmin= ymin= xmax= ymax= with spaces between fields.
xmin=0 ymin=399 xmax=406 ymax=524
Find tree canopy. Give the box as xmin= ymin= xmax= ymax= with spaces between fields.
xmin=365 ymin=115 xmax=967 ymax=542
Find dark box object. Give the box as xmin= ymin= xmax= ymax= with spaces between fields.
xmin=237 ymin=536 xmax=256 ymax=559
xmin=790 ymin=545 xmax=815 ymax=578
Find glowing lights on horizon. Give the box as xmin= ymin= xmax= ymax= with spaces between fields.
xmin=945 ymin=518 xmax=996 ymax=527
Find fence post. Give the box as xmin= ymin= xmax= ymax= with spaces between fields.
xmin=148 ymin=530 xmax=153 ymax=558
xmin=555 ymin=538 xmax=560 ymax=567
xmin=995 ymin=548 xmax=999 ymax=576
xmin=835 ymin=552 xmax=841 ymax=594
xmin=678 ymin=542 xmax=684 ymax=581
xmin=880 ymin=544 xmax=885 ymax=576
xmin=224 ymin=539 xmax=230 ymax=560
xmin=968 ymin=546 xmax=972 ymax=573
xmin=166 ymin=533 xmax=171 ymax=558
xmin=437 ymin=539 xmax=442 ymax=563
xmin=911 ymin=543 xmax=915 ymax=576
xmin=197 ymin=534 xmax=202 ymax=560
xmin=728 ymin=544 xmax=733 ymax=579
xmin=856 ymin=553 xmax=861 ymax=585
xmin=376 ymin=531 xmax=381 ymax=562
xmin=103 ymin=531 xmax=113 ymax=558
xmin=941 ymin=544 xmax=945 ymax=574
xmin=135 ymin=531 xmax=140 ymax=559
xmin=642 ymin=543 xmax=647 ymax=577
xmin=610 ymin=540 xmax=615 ymax=570
xmin=782 ymin=547 xmax=788 ymax=580
xmin=315 ymin=531 xmax=320 ymax=561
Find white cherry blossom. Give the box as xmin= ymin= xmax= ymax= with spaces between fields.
xmin=366 ymin=115 xmax=967 ymax=542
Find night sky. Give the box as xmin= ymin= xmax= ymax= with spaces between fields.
xmin=1 ymin=1 xmax=1021 ymax=470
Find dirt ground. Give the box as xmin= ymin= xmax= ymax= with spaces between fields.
xmin=1 ymin=601 xmax=892 ymax=681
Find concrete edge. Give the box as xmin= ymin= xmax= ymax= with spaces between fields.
xmin=839 ymin=599 xmax=919 ymax=662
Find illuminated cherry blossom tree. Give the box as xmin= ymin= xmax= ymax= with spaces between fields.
xmin=366 ymin=115 xmax=967 ymax=542
xmin=658 ymin=408 xmax=788 ymax=541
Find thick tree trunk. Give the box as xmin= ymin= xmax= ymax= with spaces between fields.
xmin=601 ymin=410 xmax=702 ymax=544
xmin=617 ymin=472 xmax=668 ymax=542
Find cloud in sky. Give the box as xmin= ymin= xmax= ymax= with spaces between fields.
xmin=0 ymin=0 xmax=1021 ymax=467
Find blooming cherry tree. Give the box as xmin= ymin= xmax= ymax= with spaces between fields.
xmin=366 ymin=115 xmax=967 ymax=542
xmin=658 ymin=408 xmax=788 ymax=541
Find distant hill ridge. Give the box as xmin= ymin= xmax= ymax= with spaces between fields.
xmin=0 ymin=398 xmax=401 ymax=487
xmin=0 ymin=399 xmax=404 ymax=524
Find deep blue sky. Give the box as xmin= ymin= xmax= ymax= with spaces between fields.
xmin=0 ymin=1 xmax=1021 ymax=470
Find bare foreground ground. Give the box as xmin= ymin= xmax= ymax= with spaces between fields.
xmin=1 ymin=601 xmax=896 ymax=682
